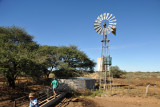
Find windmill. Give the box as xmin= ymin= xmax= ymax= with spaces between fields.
xmin=94 ymin=12 xmax=117 ymax=89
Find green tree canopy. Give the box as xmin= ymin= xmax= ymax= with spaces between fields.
xmin=54 ymin=45 xmax=95 ymax=77
xmin=0 ymin=26 xmax=96 ymax=88
xmin=109 ymin=66 xmax=126 ymax=78
xmin=0 ymin=26 xmax=44 ymax=88
xmin=38 ymin=45 xmax=96 ymax=77
xmin=58 ymin=45 xmax=95 ymax=70
xmin=37 ymin=45 xmax=59 ymax=78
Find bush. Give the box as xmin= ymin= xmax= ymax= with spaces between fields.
xmin=109 ymin=66 xmax=126 ymax=78
xmin=90 ymin=89 xmax=104 ymax=97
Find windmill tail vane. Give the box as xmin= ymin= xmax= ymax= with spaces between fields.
xmin=111 ymin=27 xmax=116 ymax=36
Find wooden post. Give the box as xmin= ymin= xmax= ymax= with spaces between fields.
xmin=118 ymin=86 xmax=120 ymax=95
xmin=154 ymin=85 xmax=156 ymax=95
xmin=14 ymin=101 xmax=16 ymax=107
xmin=128 ymin=86 xmax=130 ymax=96
xmin=145 ymin=84 xmax=150 ymax=97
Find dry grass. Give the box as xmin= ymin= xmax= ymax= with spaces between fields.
xmin=1 ymin=72 xmax=160 ymax=106
xmin=0 ymin=76 xmax=50 ymax=106
xmin=85 ymin=72 xmax=160 ymax=99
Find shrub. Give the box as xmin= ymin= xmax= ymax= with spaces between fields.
xmin=109 ymin=66 xmax=126 ymax=78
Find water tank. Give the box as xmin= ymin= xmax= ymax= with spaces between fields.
xmin=57 ymin=77 xmax=95 ymax=91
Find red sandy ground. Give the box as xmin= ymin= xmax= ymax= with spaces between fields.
xmin=65 ymin=96 xmax=160 ymax=107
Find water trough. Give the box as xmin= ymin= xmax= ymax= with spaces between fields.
xmin=57 ymin=77 xmax=96 ymax=91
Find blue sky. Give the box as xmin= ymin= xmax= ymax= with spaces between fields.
xmin=0 ymin=0 xmax=160 ymax=72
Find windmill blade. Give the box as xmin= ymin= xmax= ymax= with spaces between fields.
xmin=106 ymin=13 xmax=109 ymax=20
xmin=94 ymin=24 xmax=101 ymax=29
xmin=94 ymin=25 xmax=101 ymax=30
xmin=99 ymin=16 xmax=102 ymax=21
xmin=110 ymin=29 xmax=113 ymax=32
xmin=97 ymin=27 xmax=102 ymax=34
xmin=107 ymin=30 xmax=110 ymax=34
xmin=109 ymin=16 xmax=115 ymax=20
xmin=109 ymin=23 xmax=117 ymax=25
xmin=94 ymin=24 xmax=100 ymax=28
xmin=94 ymin=26 xmax=100 ymax=30
xmin=94 ymin=21 xmax=100 ymax=24
xmin=94 ymin=25 xmax=100 ymax=28
xmin=98 ymin=27 xmax=103 ymax=34
xmin=103 ymin=13 xmax=106 ymax=20
xmin=112 ymin=26 xmax=116 ymax=28
xmin=95 ymin=19 xmax=101 ymax=24
xmin=106 ymin=28 xmax=110 ymax=34
xmin=95 ymin=26 xmax=101 ymax=33
xmin=109 ymin=19 xmax=117 ymax=22
xmin=100 ymin=14 xmax=103 ymax=20
xmin=109 ymin=16 xmax=115 ymax=21
xmin=94 ymin=22 xmax=101 ymax=26
xmin=111 ymin=28 xmax=116 ymax=36
xmin=108 ymin=25 xmax=113 ymax=28
xmin=96 ymin=27 xmax=101 ymax=34
xmin=108 ymin=25 xmax=116 ymax=29
xmin=95 ymin=28 xmax=101 ymax=34
xmin=100 ymin=28 xmax=104 ymax=35
xmin=97 ymin=16 xmax=101 ymax=21
xmin=108 ymin=27 xmax=113 ymax=32
xmin=107 ymin=14 xmax=113 ymax=20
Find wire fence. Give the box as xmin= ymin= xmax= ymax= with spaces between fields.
xmin=103 ymin=84 xmax=160 ymax=99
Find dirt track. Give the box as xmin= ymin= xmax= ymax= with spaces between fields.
xmin=90 ymin=96 xmax=160 ymax=107
xmin=63 ymin=96 xmax=160 ymax=107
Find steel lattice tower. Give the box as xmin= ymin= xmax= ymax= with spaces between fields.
xmin=94 ymin=13 xmax=117 ymax=89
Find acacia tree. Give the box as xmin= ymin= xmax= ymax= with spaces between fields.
xmin=38 ymin=45 xmax=59 ymax=78
xmin=57 ymin=45 xmax=95 ymax=73
xmin=0 ymin=26 xmax=43 ymax=88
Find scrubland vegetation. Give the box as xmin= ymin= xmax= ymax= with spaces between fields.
xmin=0 ymin=26 xmax=160 ymax=107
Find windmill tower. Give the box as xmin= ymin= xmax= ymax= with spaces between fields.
xmin=94 ymin=13 xmax=117 ymax=89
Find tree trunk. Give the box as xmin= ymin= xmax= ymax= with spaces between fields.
xmin=46 ymin=70 xmax=52 ymax=78
xmin=7 ymin=77 xmax=15 ymax=89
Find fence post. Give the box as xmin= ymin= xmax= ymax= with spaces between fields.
xmin=118 ymin=86 xmax=120 ymax=94
xmin=145 ymin=84 xmax=150 ymax=97
xmin=46 ymin=89 xmax=49 ymax=102
xmin=14 ymin=100 xmax=16 ymax=107
xmin=128 ymin=86 xmax=130 ymax=96
xmin=136 ymin=87 xmax=139 ymax=96
xmin=154 ymin=85 xmax=156 ymax=95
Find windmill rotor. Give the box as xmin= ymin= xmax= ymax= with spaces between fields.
xmin=94 ymin=12 xmax=117 ymax=36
